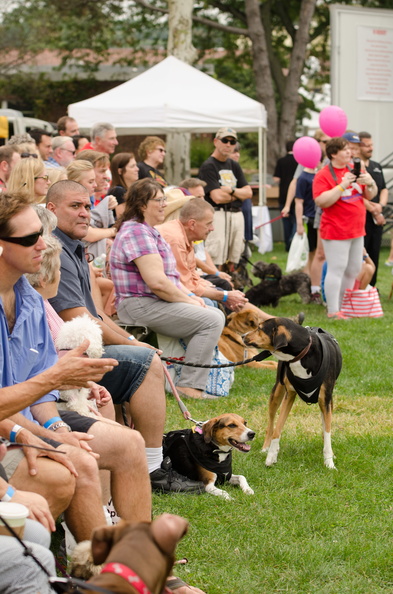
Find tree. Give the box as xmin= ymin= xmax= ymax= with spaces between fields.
xmin=133 ymin=0 xmax=321 ymax=171
xmin=165 ymin=0 xmax=197 ymax=183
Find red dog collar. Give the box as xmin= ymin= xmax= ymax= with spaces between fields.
xmin=101 ymin=563 xmax=151 ymax=594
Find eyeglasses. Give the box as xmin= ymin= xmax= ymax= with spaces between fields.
xmin=157 ymin=148 xmax=166 ymax=153
xmin=0 ymin=226 xmax=44 ymax=247
xmin=149 ymin=197 xmax=167 ymax=206
xmin=34 ymin=175 xmax=49 ymax=181
xmin=220 ymin=138 xmax=237 ymax=145
xmin=60 ymin=148 xmax=76 ymax=155
xmin=21 ymin=153 xmax=38 ymax=158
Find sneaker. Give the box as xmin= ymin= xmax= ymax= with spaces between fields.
xmin=310 ymin=292 xmax=322 ymax=305
xmin=385 ymin=260 xmax=393 ymax=267
xmin=150 ymin=457 xmax=205 ymax=494
xmin=327 ymin=311 xmax=350 ymax=320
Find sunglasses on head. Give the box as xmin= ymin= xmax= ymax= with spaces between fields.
xmin=220 ymin=137 xmax=237 ymax=145
xmin=21 ymin=153 xmax=39 ymax=159
xmin=0 ymin=226 xmax=44 ymax=247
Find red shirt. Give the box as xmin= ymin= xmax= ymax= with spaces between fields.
xmin=313 ymin=164 xmax=366 ymax=240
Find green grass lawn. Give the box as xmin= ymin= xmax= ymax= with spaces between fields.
xmin=153 ymin=242 xmax=393 ymax=594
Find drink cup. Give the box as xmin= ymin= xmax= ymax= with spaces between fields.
xmin=0 ymin=502 xmax=29 ymax=538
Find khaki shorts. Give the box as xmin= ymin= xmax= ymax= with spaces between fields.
xmin=205 ymin=210 xmax=245 ymax=265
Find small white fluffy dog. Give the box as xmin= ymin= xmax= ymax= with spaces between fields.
xmin=55 ymin=314 xmax=105 ymax=417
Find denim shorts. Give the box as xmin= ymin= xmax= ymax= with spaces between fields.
xmin=97 ymin=344 xmax=155 ymax=404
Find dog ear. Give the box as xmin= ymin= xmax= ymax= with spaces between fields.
xmin=203 ymin=418 xmax=220 ymax=443
xmin=272 ymin=327 xmax=289 ymax=350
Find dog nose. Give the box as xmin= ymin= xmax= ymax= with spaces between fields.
xmin=248 ymin=431 xmax=256 ymax=440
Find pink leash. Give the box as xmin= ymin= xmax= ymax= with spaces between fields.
xmin=162 ymin=363 xmax=192 ymax=421
xmin=255 ymin=213 xmax=284 ymax=230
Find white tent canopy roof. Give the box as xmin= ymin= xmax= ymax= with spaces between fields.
xmin=68 ymin=56 xmax=266 ymax=134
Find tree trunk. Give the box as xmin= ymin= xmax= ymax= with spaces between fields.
xmin=279 ymin=0 xmax=317 ymax=152
xmin=245 ymin=0 xmax=317 ymax=172
xmin=244 ymin=0 xmax=279 ymax=173
xmin=165 ymin=0 xmax=197 ymax=185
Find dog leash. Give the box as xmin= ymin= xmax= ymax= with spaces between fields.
xmin=254 ymin=213 xmax=284 ymax=230
xmin=161 ymin=349 xmax=272 ymax=369
xmin=162 ymin=363 xmax=195 ymax=422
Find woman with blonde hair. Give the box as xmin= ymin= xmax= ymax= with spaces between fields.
xmin=7 ymin=154 xmax=50 ymax=203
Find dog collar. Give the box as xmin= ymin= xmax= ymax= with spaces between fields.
xmin=290 ymin=336 xmax=312 ymax=362
xmin=193 ymin=425 xmax=203 ymax=434
xmin=101 ymin=563 xmax=151 ymax=594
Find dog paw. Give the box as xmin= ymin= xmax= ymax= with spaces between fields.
xmin=261 ymin=447 xmax=269 ymax=453
xmin=324 ymin=457 xmax=336 ymax=470
xmin=265 ymin=453 xmax=278 ymax=466
xmin=243 ymin=487 xmax=254 ymax=495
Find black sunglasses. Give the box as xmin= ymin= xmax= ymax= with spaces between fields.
xmin=220 ymin=138 xmax=237 ymax=145
xmin=0 ymin=226 xmax=44 ymax=247
xmin=20 ymin=153 xmax=39 ymax=159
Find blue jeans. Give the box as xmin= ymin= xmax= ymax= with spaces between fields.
xmin=98 ymin=344 xmax=155 ymax=404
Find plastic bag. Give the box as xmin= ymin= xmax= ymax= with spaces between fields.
xmin=286 ymin=233 xmax=309 ymax=273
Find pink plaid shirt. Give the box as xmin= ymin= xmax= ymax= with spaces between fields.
xmin=110 ymin=220 xmax=182 ymax=307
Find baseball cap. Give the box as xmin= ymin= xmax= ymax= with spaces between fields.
xmin=215 ymin=127 xmax=237 ymax=140
xmin=343 ymin=132 xmax=360 ymax=143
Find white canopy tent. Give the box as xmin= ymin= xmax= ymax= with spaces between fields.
xmin=69 ymin=56 xmax=267 ymax=204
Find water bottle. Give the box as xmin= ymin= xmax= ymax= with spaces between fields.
xmin=93 ymin=253 xmax=106 ymax=269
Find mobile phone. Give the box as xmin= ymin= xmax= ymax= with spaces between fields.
xmin=352 ymin=158 xmax=361 ymax=178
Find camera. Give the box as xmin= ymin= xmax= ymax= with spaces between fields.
xmin=351 ymin=158 xmax=361 ymax=179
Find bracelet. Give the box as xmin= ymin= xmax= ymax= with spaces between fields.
xmin=50 ymin=422 xmax=71 ymax=432
xmin=338 ymin=184 xmax=345 ymax=192
xmin=214 ymin=270 xmax=220 ymax=277
xmin=128 ymin=335 xmax=136 ymax=341
xmin=188 ymin=292 xmax=195 ymax=297
xmin=9 ymin=424 xmax=23 ymax=443
xmin=1 ymin=485 xmax=15 ymax=502
xmin=222 ymin=290 xmax=228 ymax=303
xmin=43 ymin=416 xmax=62 ymax=429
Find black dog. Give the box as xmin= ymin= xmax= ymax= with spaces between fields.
xmin=246 ymin=261 xmax=311 ymax=307
xmin=222 ymin=255 xmax=254 ymax=291
xmin=243 ymin=317 xmax=342 ymax=469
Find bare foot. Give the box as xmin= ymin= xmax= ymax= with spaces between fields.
xmin=176 ymin=387 xmax=204 ymax=399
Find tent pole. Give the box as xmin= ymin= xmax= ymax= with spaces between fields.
xmin=258 ymin=127 xmax=265 ymax=206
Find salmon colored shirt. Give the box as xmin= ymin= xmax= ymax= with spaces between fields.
xmin=156 ymin=219 xmax=211 ymax=297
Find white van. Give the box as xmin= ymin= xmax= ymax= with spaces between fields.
xmin=0 ymin=109 xmax=55 ymax=140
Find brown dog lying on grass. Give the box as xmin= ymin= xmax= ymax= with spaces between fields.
xmin=218 ymin=308 xmax=278 ymax=370
xmin=68 ymin=514 xmax=198 ymax=594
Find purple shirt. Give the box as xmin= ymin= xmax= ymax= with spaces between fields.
xmin=110 ymin=220 xmax=182 ymax=306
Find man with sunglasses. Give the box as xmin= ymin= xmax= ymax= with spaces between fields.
xmin=0 ymin=191 xmax=134 ymax=544
xmin=198 ymin=127 xmax=252 ymax=271
xmin=45 ymin=136 xmax=75 ymax=169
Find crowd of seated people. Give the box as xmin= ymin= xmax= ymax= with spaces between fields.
xmin=0 ymin=118 xmax=304 ymax=592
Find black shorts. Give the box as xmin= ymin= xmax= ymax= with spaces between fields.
xmin=307 ymin=219 xmax=317 ymax=253
xmin=60 ymin=411 xmax=98 ymax=433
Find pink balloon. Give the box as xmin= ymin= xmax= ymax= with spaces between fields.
xmin=319 ymin=106 xmax=348 ymax=137
xmin=293 ymin=137 xmax=322 ymax=169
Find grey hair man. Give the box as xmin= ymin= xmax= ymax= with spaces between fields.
xmin=45 ymin=136 xmax=75 ymax=168
xmin=86 ymin=122 xmax=119 ymax=154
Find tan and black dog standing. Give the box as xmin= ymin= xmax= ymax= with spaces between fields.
xmin=244 ymin=317 xmax=342 ymax=469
